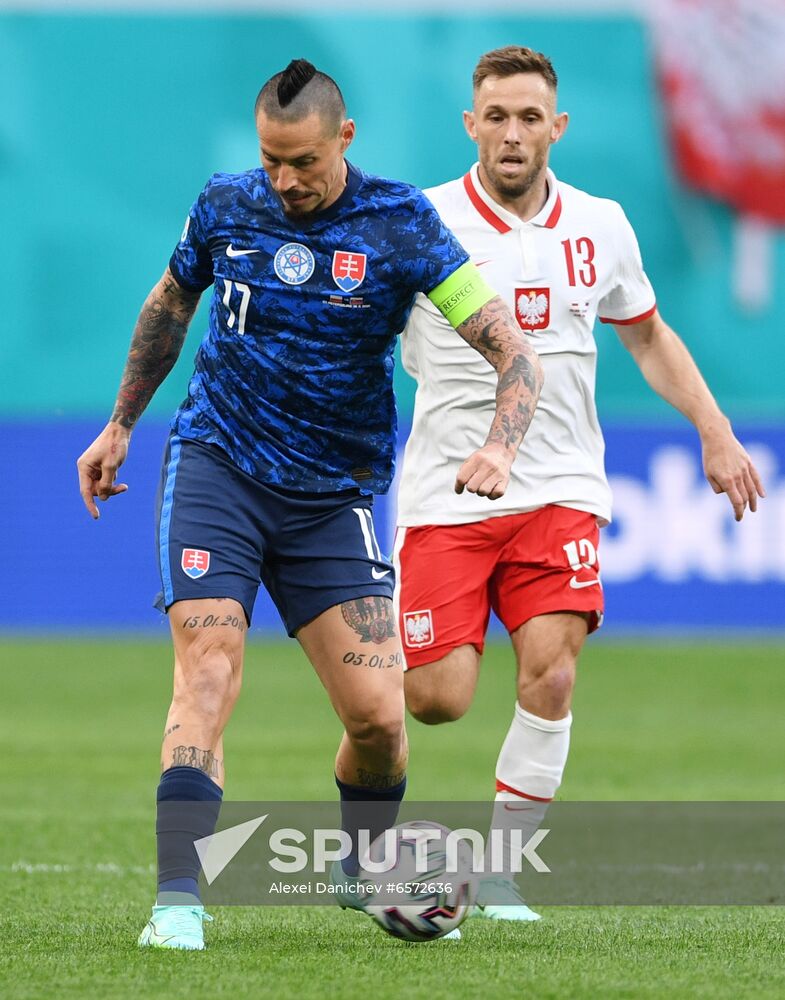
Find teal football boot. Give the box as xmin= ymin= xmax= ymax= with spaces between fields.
xmin=472 ymin=876 xmax=541 ymax=922
xmin=138 ymin=904 xmax=213 ymax=950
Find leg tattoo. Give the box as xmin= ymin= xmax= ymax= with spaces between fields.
xmin=341 ymin=597 xmax=396 ymax=645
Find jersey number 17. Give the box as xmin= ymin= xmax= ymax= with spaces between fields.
xmin=222 ymin=280 xmax=251 ymax=335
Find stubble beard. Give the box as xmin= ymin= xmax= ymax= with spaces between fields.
xmin=483 ymin=145 xmax=548 ymax=201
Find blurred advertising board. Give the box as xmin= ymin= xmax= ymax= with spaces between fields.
xmin=1 ymin=422 xmax=782 ymax=632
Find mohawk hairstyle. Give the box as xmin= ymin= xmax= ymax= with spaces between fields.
xmin=255 ymin=59 xmax=346 ymax=134
xmin=277 ymin=58 xmax=317 ymax=107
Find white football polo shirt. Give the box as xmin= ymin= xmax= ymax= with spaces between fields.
xmin=396 ymin=164 xmax=656 ymax=526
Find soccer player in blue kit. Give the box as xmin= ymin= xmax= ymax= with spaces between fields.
xmin=76 ymin=60 xmax=543 ymax=950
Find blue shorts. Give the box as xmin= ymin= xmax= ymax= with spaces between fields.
xmin=154 ymin=436 xmax=394 ymax=634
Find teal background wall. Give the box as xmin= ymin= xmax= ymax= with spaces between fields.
xmin=1 ymin=10 xmax=783 ymax=633
xmin=1 ymin=12 xmax=783 ymax=424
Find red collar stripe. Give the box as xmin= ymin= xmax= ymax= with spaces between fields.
xmin=464 ymin=171 xmax=562 ymax=231
xmin=463 ymin=172 xmax=511 ymax=233
xmin=544 ymin=191 xmax=562 ymax=228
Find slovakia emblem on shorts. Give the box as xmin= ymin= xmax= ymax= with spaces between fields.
xmin=515 ymin=287 xmax=550 ymax=331
xmin=274 ymin=242 xmax=315 ymax=285
xmin=332 ymin=251 xmax=367 ymax=292
xmin=403 ymin=609 xmax=435 ymax=648
xmin=181 ymin=548 xmax=210 ymax=579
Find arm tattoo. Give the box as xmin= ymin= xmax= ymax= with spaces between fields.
xmin=111 ymin=271 xmax=201 ymax=429
xmin=170 ymin=744 xmax=221 ymax=779
xmin=456 ymin=295 xmax=543 ymax=451
xmin=341 ymin=597 xmax=396 ymax=644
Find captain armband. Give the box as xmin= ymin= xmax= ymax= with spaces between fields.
xmin=427 ymin=261 xmax=496 ymax=329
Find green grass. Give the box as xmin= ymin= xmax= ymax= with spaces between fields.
xmin=2 ymin=638 xmax=785 ymax=998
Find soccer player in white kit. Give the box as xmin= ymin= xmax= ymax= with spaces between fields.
xmin=395 ymin=46 xmax=765 ymax=920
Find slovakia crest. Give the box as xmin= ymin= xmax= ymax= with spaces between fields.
xmin=403 ymin=609 xmax=435 ymax=648
xmin=515 ymin=287 xmax=550 ymax=331
xmin=181 ymin=548 xmax=210 ymax=579
xmin=332 ymin=251 xmax=367 ymax=293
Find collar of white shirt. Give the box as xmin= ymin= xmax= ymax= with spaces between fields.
xmin=465 ymin=163 xmax=562 ymax=232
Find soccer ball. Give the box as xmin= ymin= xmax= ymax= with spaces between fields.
xmin=358 ymin=820 xmax=476 ymax=942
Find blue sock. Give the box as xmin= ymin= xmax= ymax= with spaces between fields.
xmin=156 ymin=766 xmax=223 ymax=905
xmin=158 ymin=876 xmax=201 ymax=897
xmin=336 ymin=774 xmax=406 ymax=877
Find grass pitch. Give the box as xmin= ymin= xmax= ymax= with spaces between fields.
xmin=3 ymin=637 xmax=785 ymax=998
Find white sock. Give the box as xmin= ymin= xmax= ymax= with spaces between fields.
xmin=496 ymin=702 xmax=572 ymax=802
xmin=486 ymin=704 xmax=572 ymax=881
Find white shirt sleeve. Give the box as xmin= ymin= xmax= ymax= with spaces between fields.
xmin=597 ymin=203 xmax=657 ymax=325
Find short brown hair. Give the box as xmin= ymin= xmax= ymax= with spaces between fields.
xmin=473 ymin=46 xmax=558 ymax=93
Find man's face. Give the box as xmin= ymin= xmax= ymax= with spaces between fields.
xmin=464 ymin=73 xmax=567 ymax=201
xmin=256 ymin=111 xmax=355 ymax=216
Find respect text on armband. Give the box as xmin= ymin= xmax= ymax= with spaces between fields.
xmin=441 ymin=280 xmax=476 ymax=314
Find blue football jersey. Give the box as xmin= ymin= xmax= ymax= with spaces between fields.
xmin=168 ymin=163 xmax=469 ymax=493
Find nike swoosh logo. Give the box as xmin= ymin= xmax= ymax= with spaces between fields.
xmin=371 ymin=568 xmax=391 ymax=580
xmin=149 ymin=930 xmax=176 ymax=944
xmin=569 ymin=576 xmax=601 ymax=590
xmin=226 ymin=244 xmax=260 ymax=257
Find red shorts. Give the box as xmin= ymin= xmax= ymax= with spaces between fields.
xmin=395 ymin=505 xmax=603 ymax=667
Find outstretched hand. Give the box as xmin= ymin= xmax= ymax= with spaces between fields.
xmin=455 ymin=442 xmax=513 ymax=500
xmin=702 ymin=429 xmax=765 ymax=522
xmin=76 ymin=422 xmax=131 ymax=519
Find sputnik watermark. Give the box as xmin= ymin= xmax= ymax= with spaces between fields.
xmin=194 ymin=816 xmax=550 ymax=885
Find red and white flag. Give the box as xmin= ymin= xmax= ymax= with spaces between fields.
xmin=651 ymin=0 xmax=785 ymax=307
xmin=652 ymin=0 xmax=785 ymax=223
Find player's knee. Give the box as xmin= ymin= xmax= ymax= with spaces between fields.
xmin=406 ymin=690 xmax=469 ymax=725
xmin=174 ymin=633 xmax=243 ymax=717
xmin=542 ymin=663 xmax=576 ymax=708
xmin=173 ymin=667 xmax=237 ymax=724
xmin=519 ymin=662 xmax=575 ymax=717
xmin=409 ymin=704 xmax=465 ymax=725
xmin=404 ymin=647 xmax=478 ymax=724
xmin=404 ymin=666 xmax=472 ymax=724
xmin=344 ymin=708 xmax=405 ymax=758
